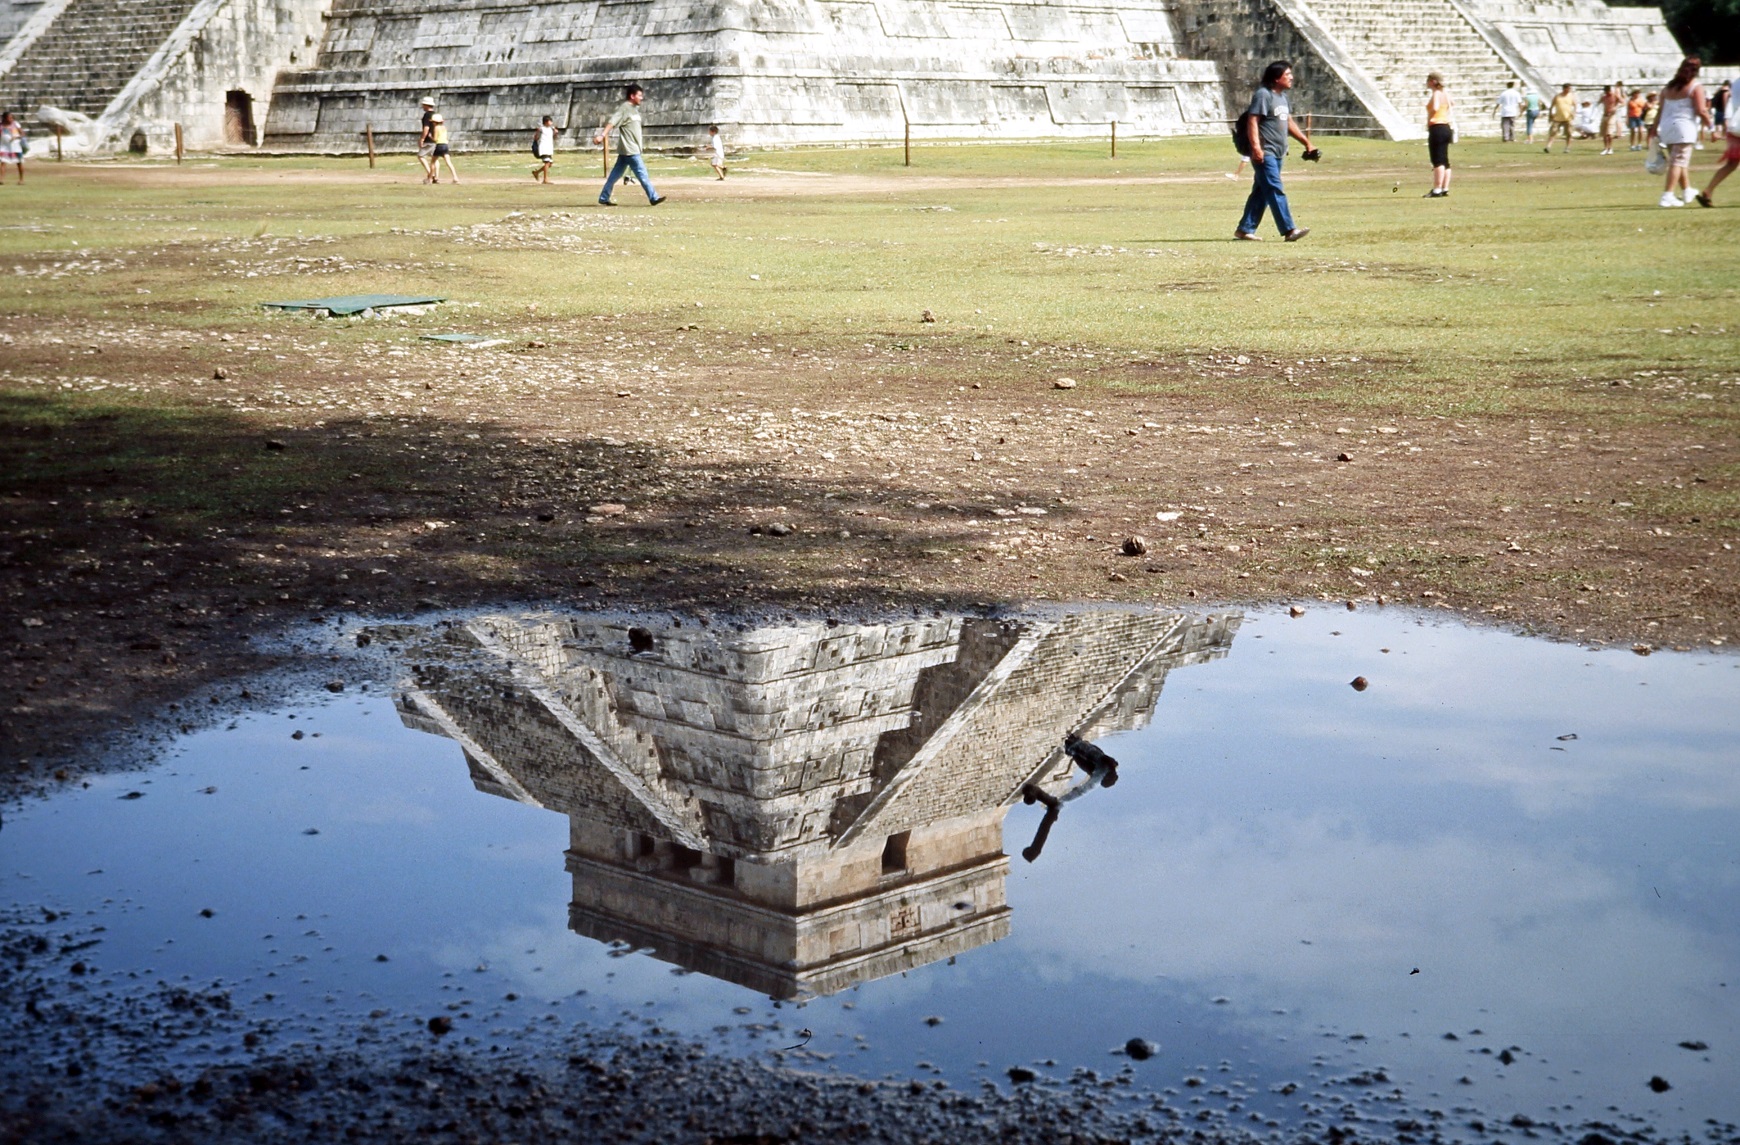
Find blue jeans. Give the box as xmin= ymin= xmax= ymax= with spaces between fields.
xmin=1238 ymin=153 xmax=1295 ymax=236
xmin=600 ymin=152 xmax=658 ymax=203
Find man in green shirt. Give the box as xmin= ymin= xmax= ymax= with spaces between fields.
xmin=593 ymin=84 xmax=665 ymax=206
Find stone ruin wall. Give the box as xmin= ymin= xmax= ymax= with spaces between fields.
xmin=261 ymin=0 xmax=1231 ymax=153
xmin=0 ymin=0 xmax=1688 ymax=151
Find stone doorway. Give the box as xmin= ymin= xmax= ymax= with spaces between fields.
xmin=224 ymin=90 xmax=256 ymax=145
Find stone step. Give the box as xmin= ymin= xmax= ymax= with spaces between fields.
xmin=0 ymin=0 xmax=201 ymax=114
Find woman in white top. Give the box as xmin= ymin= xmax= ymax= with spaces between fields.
xmin=1651 ymin=56 xmax=1712 ymax=207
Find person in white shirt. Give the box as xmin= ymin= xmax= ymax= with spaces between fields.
xmin=707 ymin=125 xmax=726 ymax=180
xmin=1494 ymin=81 xmax=1523 ymax=142
xmin=1652 ymin=56 xmax=1713 ymax=207
xmin=531 ymin=115 xmax=557 ymax=184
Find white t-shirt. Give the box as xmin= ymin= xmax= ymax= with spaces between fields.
xmin=1497 ymin=89 xmax=1522 ymax=117
xmin=535 ymin=125 xmax=556 ymax=158
xmin=1658 ymin=93 xmax=1700 ymax=145
xmin=710 ymin=135 xmax=725 ymax=163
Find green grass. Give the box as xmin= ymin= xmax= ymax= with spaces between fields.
xmin=5 ymin=136 xmax=1737 ymax=424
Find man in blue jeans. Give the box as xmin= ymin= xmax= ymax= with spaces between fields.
xmin=1236 ymin=60 xmax=1314 ymax=242
xmin=593 ymin=83 xmax=665 ymax=206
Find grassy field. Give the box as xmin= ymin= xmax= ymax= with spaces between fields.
xmin=7 ymin=136 xmax=1736 ymax=412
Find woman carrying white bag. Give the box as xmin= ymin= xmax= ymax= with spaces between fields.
xmin=1649 ymin=57 xmax=1712 ymax=207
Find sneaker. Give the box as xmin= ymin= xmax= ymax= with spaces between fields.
xmin=1659 ymin=192 xmax=1683 ymax=208
xmin=649 ymin=195 xmax=667 ymax=206
xmin=1283 ymin=227 xmax=1310 ymax=242
xmin=598 ymin=199 xmax=617 ymax=206
xmin=1695 ymin=191 xmax=1713 ymax=208
xmin=1234 ymin=230 xmax=1262 ymax=241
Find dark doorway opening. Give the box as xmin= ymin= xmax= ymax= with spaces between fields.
xmin=224 ymin=91 xmax=256 ymax=145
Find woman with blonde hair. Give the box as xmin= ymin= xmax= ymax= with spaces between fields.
xmin=1650 ymin=57 xmax=1711 ymax=207
xmin=1425 ymin=73 xmax=1453 ymax=197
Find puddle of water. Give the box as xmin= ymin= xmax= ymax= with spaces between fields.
xmin=3 ymin=605 xmax=1736 ymax=1137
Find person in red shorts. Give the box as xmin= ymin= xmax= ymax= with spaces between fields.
xmin=1694 ymin=120 xmax=1740 ymax=206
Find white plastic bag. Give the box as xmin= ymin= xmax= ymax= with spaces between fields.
xmin=1645 ymin=139 xmax=1667 ymax=175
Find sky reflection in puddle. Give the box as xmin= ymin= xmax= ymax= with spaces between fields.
xmin=3 ymin=605 xmax=1735 ymax=1136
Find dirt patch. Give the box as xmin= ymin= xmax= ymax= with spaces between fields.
xmin=2 ymin=311 xmax=1735 ymax=795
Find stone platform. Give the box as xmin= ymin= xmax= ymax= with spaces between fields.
xmin=0 ymin=0 xmax=1689 ymax=152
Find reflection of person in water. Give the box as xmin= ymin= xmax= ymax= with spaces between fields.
xmin=1020 ymin=733 xmax=1121 ymax=862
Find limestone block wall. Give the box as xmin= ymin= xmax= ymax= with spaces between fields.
xmin=113 ymin=0 xmax=329 ymax=149
xmin=263 ymin=0 xmax=1232 ymax=151
xmin=1466 ymin=1 xmax=1684 ymax=88
xmin=1174 ymin=0 xmax=1409 ymax=137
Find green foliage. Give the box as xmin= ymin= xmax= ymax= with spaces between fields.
xmin=1610 ymin=0 xmax=1740 ymax=66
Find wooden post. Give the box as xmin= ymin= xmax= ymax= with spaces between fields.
xmin=53 ymin=125 xmax=62 ymax=161
xmin=365 ymin=123 xmax=375 ymax=168
xmin=174 ymin=122 xmax=183 ymax=163
xmin=601 ymin=136 xmax=608 ymax=175
xmin=904 ymin=117 xmax=911 ymax=167
xmin=1111 ymin=119 xmax=1117 ymax=158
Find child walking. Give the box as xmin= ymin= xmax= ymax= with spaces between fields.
xmin=0 ymin=112 xmax=25 ymax=184
xmin=532 ymin=115 xmax=556 ymax=183
xmin=429 ymin=114 xmax=459 ymax=183
xmin=707 ymin=124 xmax=726 ymax=179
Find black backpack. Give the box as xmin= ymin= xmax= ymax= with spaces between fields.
xmin=1232 ymin=111 xmax=1256 ymax=156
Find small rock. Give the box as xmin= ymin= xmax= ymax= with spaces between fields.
xmin=1124 ymin=1038 xmax=1159 ymax=1061
xmin=302 ymin=827 xmax=319 ymax=835
xmin=1006 ymin=1066 xmax=1038 ymax=1084
xmin=921 ymin=309 xmax=936 ymax=323
xmin=199 ymin=908 xmax=214 ymax=918
xmin=1288 ymin=605 xmax=1305 ymax=618
xmin=324 ymin=680 xmax=344 ymax=693
xmin=1350 ymin=676 xmax=1369 ymax=691
xmin=119 ymin=791 xmax=145 ymax=800
xmin=428 ymin=1016 xmax=453 ymax=1036
xmin=1632 ymin=644 xmax=1652 ymax=656
xmin=767 ymin=522 xmax=794 ymax=537
xmin=1498 ymin=1049 xmax=1516 ymax=1065
xmin=1107 ymin=572 xmax=1128 ymax=583
xmin=1345 ymin=600 xmax=1357 ymax=611
xmin=1053 ymin=377 xmax=1077 ymax=389
xmin=1677 ymin=1040 xmax=1708 ymax=1051
xmin=1121 ymin=535 xmax=1148 ymax=556
xmin=588 ymin=503 xmax=627 ymax=517
xmin=924 ymin=1016 xmax=943 ymax=1027
xmin=291 ymin=729 xmax=305 ymax=740
xmin=1337 ymin=452 xmax=1352 ymax=462
xmin=1647 ymin=1075 xmax=1671 ymax=1093
xmin=355 ymin=632 xmax=372 ymax=647
xmin=265 ymin=439 xmax=287 ymax=451
xmin=375 ymin=954 xmax=390 ymax=962
xmin=213 ymin=367 xmax=229 ymax=380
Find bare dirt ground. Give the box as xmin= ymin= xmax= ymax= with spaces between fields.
xmin=5 ymin=310 xmax=1733 ymax=792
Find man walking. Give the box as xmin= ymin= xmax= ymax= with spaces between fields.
xmin=1495 ymin=81 xmax=1522 ymax=142
xmin=1235 ymin=60 xmax=1314 ymax=242
xmin=1546 ymin=83 xmax=1576 ymax=152
xmin=593 ymin=84 xmax=665 ymax=207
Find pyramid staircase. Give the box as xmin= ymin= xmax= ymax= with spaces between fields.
xmin=1302 ymin=0 xmax=1530 ymax=131
xmin=0 ymin=0 xmax=199 ymax=116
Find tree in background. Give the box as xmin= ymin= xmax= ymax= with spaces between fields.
xmin=1610 ymin=0 xmax=1740 ymax=67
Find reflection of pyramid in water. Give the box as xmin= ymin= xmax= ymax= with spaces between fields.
xmin=400 ymin=608 xmax=1238 ymax=998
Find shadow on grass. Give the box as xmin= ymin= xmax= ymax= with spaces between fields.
xmin=1 ymin=389 xmax=1066 ymax=776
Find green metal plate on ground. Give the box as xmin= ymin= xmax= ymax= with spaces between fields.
xmin=262 ymin=294 xmax=447 ymax=316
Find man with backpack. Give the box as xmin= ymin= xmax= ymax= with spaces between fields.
xmin=1235 ymin=60 xmax=1317 ymax=242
